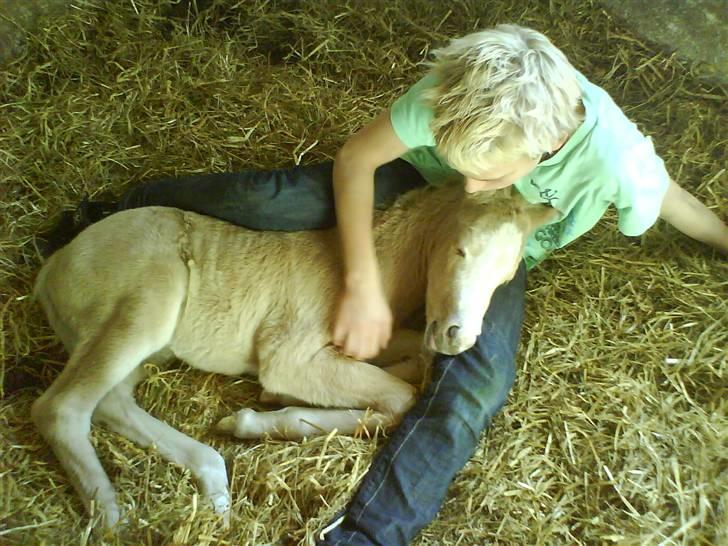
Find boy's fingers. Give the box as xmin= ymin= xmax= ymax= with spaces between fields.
xmin=335 ymin=319 xmax=391 ymax=359
xmin=347 ymin=334 xmax=370 ymax=360
xmin=345 ymin=330 xmax=378 ymax=360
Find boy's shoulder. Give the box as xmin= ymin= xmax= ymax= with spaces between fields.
xmin=390 ymin=73 xmax=439 ymax=149
xmin=577 ymin=73 xmax=662 ymax=179
xmin=576 ymin=74 xmax=670 ymax=215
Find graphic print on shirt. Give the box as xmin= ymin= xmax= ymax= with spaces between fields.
xmin=529 ymin=178 xmax=561 ymax=250
xmin=530 ymin=179 xmax=559 ymax=207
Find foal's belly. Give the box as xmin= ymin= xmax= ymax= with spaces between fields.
xmin=173 ymin=343 xmax=257 ymax=376
xmin=168 ymin=315 xmax=260 ymax=377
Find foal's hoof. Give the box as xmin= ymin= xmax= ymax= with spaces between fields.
xmin=215 ymin=408 xmax=258 ymax=439
xmin=208 ymin=492 xmax=232 ymax=528
xmin=209 ymin=491 xmax=231 ymax=512
xmin=215 ymin=414 xmax=238 ymax=435
xmin=94 ymin=502 xmax=125 ymax=530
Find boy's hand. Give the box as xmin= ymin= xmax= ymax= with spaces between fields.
xmin=333 ymin=280 xmax=392 ymax=360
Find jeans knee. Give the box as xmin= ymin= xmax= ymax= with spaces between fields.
xmin=434 ymin=359 xmax=515 ymax=440
xmin=490 ymin=355 xmax=516 ymax=395
xmin=481 ymin=356 xmax=516 ymax=414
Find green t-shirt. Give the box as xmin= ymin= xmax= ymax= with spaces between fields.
xmin=390 ymin=72 xmax=671 ymax=269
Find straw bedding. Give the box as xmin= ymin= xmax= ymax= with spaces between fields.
xmin=0 ymin=1 xmax=725 ymax=544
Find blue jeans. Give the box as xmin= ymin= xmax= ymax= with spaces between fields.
xmin=119 ymin=160 xmax=526 ymax=545
xmin=118 ymin=160 xmax=425 ymax=230
xmin=319 ymin=263 xmax=525 ymax=545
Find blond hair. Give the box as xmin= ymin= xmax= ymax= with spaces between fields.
xmin=424 ymin=24 xmax=583 ymax=173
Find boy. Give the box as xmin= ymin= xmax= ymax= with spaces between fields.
xmin=55 ymin=24 xmax=727 ymax=545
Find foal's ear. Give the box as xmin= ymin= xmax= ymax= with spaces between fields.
xmin=520 ymin=203 xmax=560 ymax=234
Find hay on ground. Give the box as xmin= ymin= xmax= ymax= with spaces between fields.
xmin=0 ymin=1 xmax=726 ymax=544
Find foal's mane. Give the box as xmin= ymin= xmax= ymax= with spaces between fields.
xmin=373 ymin=182 xmax=517 ymax=232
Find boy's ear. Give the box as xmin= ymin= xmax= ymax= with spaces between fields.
xmin=521 ymin=203 xmax=560 ymax=234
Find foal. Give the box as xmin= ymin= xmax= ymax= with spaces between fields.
xmin=33 ymin=183 xmax=555 ymax=525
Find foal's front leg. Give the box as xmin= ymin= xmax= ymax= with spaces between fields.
xmin=218 ymin=344 xmax=417 ymax=440
xmin=216 ymin=406 xmax=388 ymax=440
xmin=257 ymin=328 xmax=427 ymax=406
xmin=369 ymin=328 xmax=428 ymax=386
xmin=369 ymin=328 xmax=425 ymax=367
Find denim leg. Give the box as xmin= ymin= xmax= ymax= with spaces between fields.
xmin=118 ymin=159 xmax=426 ymax=231
xmin=319 ymin=261 xmax=527 ymax=546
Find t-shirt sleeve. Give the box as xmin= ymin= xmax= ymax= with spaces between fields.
xmin=389 ymin=74 xmax=438 ymax=149
xmin=613 ymin=135 xmax=671 ymax=236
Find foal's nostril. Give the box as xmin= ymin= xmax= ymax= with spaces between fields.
xmin=446 ymin=325 xmax=460 ymax=339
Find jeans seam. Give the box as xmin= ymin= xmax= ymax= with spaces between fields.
xmin=351 ymin=358 xmax=456 ymax=529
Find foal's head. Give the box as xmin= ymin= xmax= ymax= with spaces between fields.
xmin=425 ymin=189 xmax=557 ymax=355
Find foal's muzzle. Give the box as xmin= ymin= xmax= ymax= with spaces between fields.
xmin=425 ymin=320 xmax=475 ymax=355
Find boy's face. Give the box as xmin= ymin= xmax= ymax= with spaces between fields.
xmin=461 ymin=155 xmax=540 ymax=193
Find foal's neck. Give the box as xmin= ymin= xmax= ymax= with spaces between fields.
xmin=372 ymin=185 xmax=460 ymax=323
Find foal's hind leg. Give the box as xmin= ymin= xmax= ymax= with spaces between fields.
xmin=32 ymin=293 xmax=181 ymax=527
xmin=92 ymin=363 xmax=230 ymax=521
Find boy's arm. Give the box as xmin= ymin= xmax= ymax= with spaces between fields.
xmin=659 ymin=178 xmax=728 ymax=255
xmin=333 ymin=109 xmax=410 ymax=359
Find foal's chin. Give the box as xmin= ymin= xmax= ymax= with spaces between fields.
xmin=427 ymin=334 xmax=477 ymax=356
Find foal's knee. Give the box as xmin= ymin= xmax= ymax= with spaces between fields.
xmin=30 ymin=396 xmax=48 ymax=433
xmin=32 ymin=394 xmax=87 ymax=440
xmin=377 ymin=382 xmax=417 ymax=419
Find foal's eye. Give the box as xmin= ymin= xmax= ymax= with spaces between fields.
xmin=456 ymin=248 xmax=467 ymax=258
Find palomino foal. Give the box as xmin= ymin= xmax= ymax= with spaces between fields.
xmin=33 ymin=183 xmax=555 ymax=525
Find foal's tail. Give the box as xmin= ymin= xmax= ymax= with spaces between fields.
xmin=36 ymin=197 xmax=117 ymax=258
xmin=37 ymin=209 xmax=83 ymax=258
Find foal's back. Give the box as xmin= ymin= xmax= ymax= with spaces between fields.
xmin=35 ymin=206 xmax=341 ymax=376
